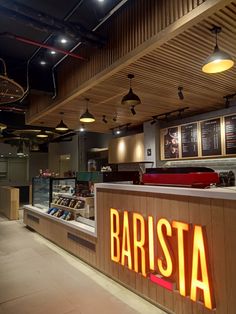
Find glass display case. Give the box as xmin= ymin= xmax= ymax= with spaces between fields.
xmin=32 ymin=177 xmax=76 ymax=210
xmin=51 ymin=177 xmax=76 ymax=200
xmin=32 ymin=177 xmax=51 ymax=210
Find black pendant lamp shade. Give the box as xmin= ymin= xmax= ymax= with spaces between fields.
xmin=36 ymin=130 xmax=48 ymax=138
xmin=55 ymin=112 xmax=69 ymax=132
xmin=80 ymin=98 xmax=95 ymax=123
xmin=202 ymin=26 xmax=234 ymax=74
xmin=121 ymin=74 xmax=141 ymax=106
xmin=55 ymin=120 xmax=69 ymax=131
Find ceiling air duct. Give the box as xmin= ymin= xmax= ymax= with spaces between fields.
xmin=0 ymin=58 xmax=24 ymax=105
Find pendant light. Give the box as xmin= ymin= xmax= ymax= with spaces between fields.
xmin=80 ymin=98 xmax=95 ymax=123
xmin=55 ymin=112 xmax=69 ymax=132
xmin=36 ymin=130 xmax=48 ymax=138
xmin=202 ymin=26 xmax=234 ymax=74
xmin=121 ymin=74 xmax=141 ymax=106
xmin=36 ymin=122 xmax=49 ymax=138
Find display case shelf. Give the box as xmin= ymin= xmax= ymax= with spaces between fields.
xmin=24 ymin=205 xmax=95 ymax=235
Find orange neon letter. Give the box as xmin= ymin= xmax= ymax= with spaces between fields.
xmin=133 ymin=213 xmax=146 ymax=277
xmin=190 ymin=225 xmax=213 ymax=310
xmin=110 ymin=208 xmax=120 ymax=263
xmin=121 ymin=211 xmax=132 ymax=270
xmin=172 ymin=221 xmax=189 ymax=296
xmin=148 ymin=216 xmax=155 ymax=271
xmin=157 ymin=218 xmax=173 ymax=277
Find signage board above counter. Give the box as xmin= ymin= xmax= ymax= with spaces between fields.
xmin=160 ymin=113 xmax=236 ymax=160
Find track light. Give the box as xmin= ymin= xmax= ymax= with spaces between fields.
xmin=202 ymin=26 xmax=234 ymax=74
xmin=102 ymin=115 xmax=108 ymax=123
xmin=150 ymin=118 xmax=157 ymax=125
xmin=150 ymin=107 xmax=189 ymax=124
xmin=80 ymin=98 xmax=95 ymax=123
xmin=110 ymin=123 xmax=131 ymax=136
xmin=130 ymin=105 xmax=136 ymax=115
xmin=178 ymin=87 xmax=184 ymax=100
xmin=121 ymin=74 xmax=141 ymax=106
xmin=55 ymin=112 xmax=69 ymax=132
xmin=223 ymin=93 xmax=236 ymax=108
xmin=225 ymin=97 xmax=230 ymax=108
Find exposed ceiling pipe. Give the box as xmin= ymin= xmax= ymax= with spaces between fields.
xmin=52 ymin=0 xmax=129 ymax=99
xmin=0 ymin=106 xmax=25 ymax=113
xmin=1 ymin=32 xmax=87 ymax=61
xmin=20 ymin=0 xmax=85 ymax=103
xmin=0 ymin=1 xmax=105 ymax=46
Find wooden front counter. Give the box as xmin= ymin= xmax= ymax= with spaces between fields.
xmin=24 ymin=184 xmax=236 ymax=314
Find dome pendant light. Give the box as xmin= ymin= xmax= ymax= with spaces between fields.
xmin=202 ymin=26 xmax=234 ymax=74
xmin=36 ymin=130 xmax=48 ymax=138
xmin=121 ymin=74 xmax=141 ymax=106
xmin=55 ymin=112 xmax=69 ymax=132
xmin=80 ymin=98 xmax=95 ymax=123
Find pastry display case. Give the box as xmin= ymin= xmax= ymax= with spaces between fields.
xmin=32 ymin=177 xmax=51 ymax=210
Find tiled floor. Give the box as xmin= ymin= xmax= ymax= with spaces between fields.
xmin=0 ymin=214 xmax=168 ymax=314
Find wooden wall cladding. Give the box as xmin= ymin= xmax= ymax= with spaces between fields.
xmin=0 ymin=186 xmax=19 ymax=220
xmin=96 ymin=188 xmax=236 ymax=314
xmin=108 ymin=133 xmax=144 ymax=164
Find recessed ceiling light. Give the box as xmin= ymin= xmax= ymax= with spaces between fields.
xmin=116 ymin=130 xmax=121 ymax=135
xmin=40 ymin=60 xmax=46 ymax=66
xmin=10 ymin=96 xmax=14 ymax=99
xmin=50 ymin=50 xmax=56 ymax=55
xmin=60 ymin=38 xmax=67 ymax=44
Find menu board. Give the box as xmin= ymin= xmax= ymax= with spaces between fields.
xmin=225 ymin=114 xmax=236 ymax=155
xmin=163 ymin=126 xmax=179 ymax=159
xmin=181 ymin=123 xmax=198 ymax=158
xmin=201 ymin=118 xmax=221 ymax=156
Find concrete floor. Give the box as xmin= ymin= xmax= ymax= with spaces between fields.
xmin=0 ymin=213 xmax=167 ymax=314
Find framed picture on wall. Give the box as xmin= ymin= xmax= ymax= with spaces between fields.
xmin=162 ymin=126 xmax=180 ymax=159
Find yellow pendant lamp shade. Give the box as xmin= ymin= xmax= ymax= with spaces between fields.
xmin=80 ymin=98 xmax=95 ymax=123
xmin=202 ymin=46 xmax=234 ymax=74
xmin=202 ymin=26 xmax=234 ymax=74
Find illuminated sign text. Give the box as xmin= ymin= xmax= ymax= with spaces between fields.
xmin=110 ymin=208 xmax=214 ymax=310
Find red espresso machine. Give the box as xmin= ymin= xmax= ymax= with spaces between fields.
xmin=142 ymin=167 xmax=220 ymax=188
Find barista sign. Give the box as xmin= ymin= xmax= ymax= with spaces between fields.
xmin=110 ymin=208 xmax=214 ymax=310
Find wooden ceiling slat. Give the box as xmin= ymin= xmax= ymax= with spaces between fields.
xmin=30 ymin=3 xmax=236 ymax=133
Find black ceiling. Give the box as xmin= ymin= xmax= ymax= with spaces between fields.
xmin=0 ymin=0 xmax=129 ymax=147
xmin=0 ymin=0 xmax=127 ymax=93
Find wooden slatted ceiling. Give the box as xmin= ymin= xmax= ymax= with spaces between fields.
xmin=33 ymin=3 xmax=236 ymax=134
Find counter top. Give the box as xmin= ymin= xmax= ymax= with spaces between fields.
xmin=95 ymin=183 xmax=236 ymax=201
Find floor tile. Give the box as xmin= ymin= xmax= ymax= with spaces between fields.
xmin=0 ymin=215 xmax=167 ymax=314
